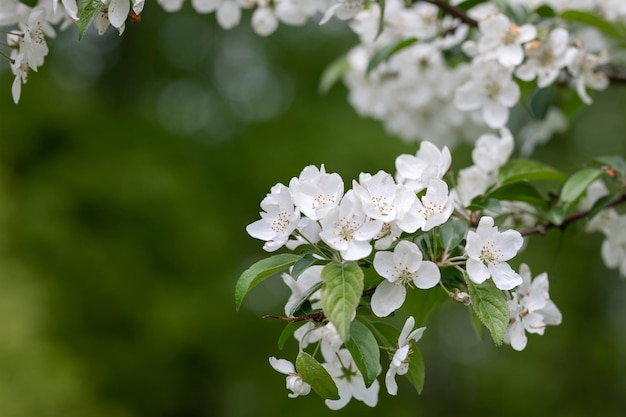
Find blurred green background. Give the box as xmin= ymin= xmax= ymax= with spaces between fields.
xmin=1 ymin=5 xmax=625 ymax=417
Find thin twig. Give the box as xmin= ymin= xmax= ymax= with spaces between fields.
xmin=520 ymin=193 xmax=626 ymax=236
xmin=420 ymin=0 xmax=479 ymax=27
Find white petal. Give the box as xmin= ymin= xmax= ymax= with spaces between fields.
xmin=269 ymin=357 xmax=295 ymax=375
xmin=466 ymin=259 xmax=490 ymax=284
xmin=489 ymin=262 xmax=523 ymax=290
xmin=371 ymin=280 xmax=406 ymax=317
xmin=108 ymin=0 xmax=130 ymax=28
xmin=385 ymin=367 xmax=399 ymax=395
xmin=217 ymin=1 xmax=241 ymax=29
xmin=413 ymin=261 xmax=440 ymax=289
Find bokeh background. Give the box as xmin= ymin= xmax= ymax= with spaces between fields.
xmin=1 ymin=4 xmax=626 ymax=417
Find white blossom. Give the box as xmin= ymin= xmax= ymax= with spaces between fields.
xmin=465 ymin=216 xmax=524 ymax=290
xmin=323 ymin=349 xmax=379 ymax=409
xmin=246 ymin=183 xmax=300 ymax=252
xmin=319 ymin=190 xmax=382 ymax=260
xmin=289 ymin=165 xmax=344 ymax=221
xmin=371 ymin=241 xmax=440 ymax=317
xmin=269 ymin=357 xmax=311 ymax=398
xmin=385 ymin=316 xmax=426 ymax=395
xmin=395 ymin=141 xmax=451 ymax=192
xmin=504 ymin=264 xmax=562 ymax=351
xmin=516 ymin=28 xmax=573 ymax=88
xmin=454 ymin=60 xmax=520 ymax=128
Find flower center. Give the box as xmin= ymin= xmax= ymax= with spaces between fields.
xmin=371 ymin=195 xmax=394 ymax=215
xmin=479 ymin=241 xmax=501 ymax=265
xmin=272 ymin=211 xmax=291 ymax=233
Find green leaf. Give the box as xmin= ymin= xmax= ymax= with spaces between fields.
xmin=365 ymin=320 xmax=400 ymax=349
xmin=403 ymin=287 xmax=449 ymax=327
xmin=278 ymin=321 xmax=308 ymax=350
xmin=290 ymin=254 xmax=320 ymax=279
xmin=319 ymin=53 xmax=349 ymax=95
xmin=484 ymin=182 xmax=547 ymax=209
xmin=296 ymin=351 xmax=340 ymax=400
xmin=346 ymin=320 xmax=381 ymax=388
xmin=561 ymin=10 xmax=626 ymax=41
xmin=405 ymin=348 xmax=425 ymax=394
xmin=560 ymin=168 xmax=604 ymax=204
xmin=588 ymin=193 xmax=619 ymax=221
xmin=288 ymin=281 xmax=323 ymax=317
xmin=77 ymin=0 xmax=104 ymax=40
xmin=321 ymin=261 xmax=364 ymax=342
xmin=439 ymin=218 xmax=469 ymax=252
xmin=534 ymin=4 xmax=556 ymax=18
xmin=528 ymin=86 xmax=556 ymax=120
xmin=467 ymin=279 xmax=509 ymax=347
xmin=363 ymin=267 xmax=384 ymax=291
xmin=235 ymin=253 xmax=301 ymax=311
xmin=498 ymin=159 xmax=566 ymax=185
xmin=456 ymin=0 xmax=488 ymax=11
xmin=595 ymin=155 xmax=626 ymax=177
xmin=366 ymin=38 xmax=417 ymax=74
xmin=375 ymin=0 xmax=386 ymax=40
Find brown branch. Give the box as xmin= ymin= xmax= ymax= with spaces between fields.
xmin=263 ymin=311 xmax=326 ymax=323
xmin=420 ymin=0 xmax=479 ymax=28
xmin=520 ymin=193 xmax=626 ymax=237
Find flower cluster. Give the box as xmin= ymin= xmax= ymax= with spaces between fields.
xmin=241 ymin=138 xmax=567 ymax=408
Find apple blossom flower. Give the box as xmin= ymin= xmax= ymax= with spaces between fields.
xmin=385 ymin=316 xmax=426 ymax=395
xmin=504 ymin=264 xmax=562 ymax=351
xmin=246 ymin=183 xmax=300 ymax=252
xmin=395 ymin=141 xmax=451 ymax=192
xmin=413 ymin=179 xmax=454 ymax=232
xmin=516 ymin=28 xmax=573 ymax=88
xmin=323 ymin=349 xmax=379 ymax=409
xmin=454 ymin=60 xmax=520 ymax=128
xmin=289 ymin=165 xmax=344 ymax=221
xmin=465 ymin=216 xmax=524 ymax=290
xmin=471 ymin=127 xmax=514 ymax=173
xmin=352 ymin=171 xmax=421 ymax=233
xmin=371 ymin=241 xmax=440 ymax=317
xmin=269 ymin=357 xmax=311 ymax=398
xmin=565 ymin=45 xmax=610 ymax=105
xmin=294 ymin=321 xmax=343 ymax=361
xmin=465 ymin=13 xmax=536 ymax=67
xmin=319 ymin=190 xmax=383 ymax=260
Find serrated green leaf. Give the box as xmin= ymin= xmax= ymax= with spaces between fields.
xmin=595 ymin=155 xmax=626 ymax=177
xmin=77 ymin=0 xmax=104 ymax=40
xmin=278 ymin=321 xmax=308 ymax=350
xmin=405 ymin=348 xmax=425 ymax=394
xmin=321 ymin=261 xmax=364 ymax=342
xmin=346 ymin=320 xmax=381 ymax=388
xmin=403 ymin=287 xmax=448 ymax=327
xmin=561 ymin=10 xmax=626 ymax=41
xmin=439 ymin=218 xmax=469 ymax=252
xmin=235 ymin=254 xmax=301 ymax=311
xmin=560 ymin=168 xmax=604 ymax=204
xmin=319 ymin=53 xmax=349 ymax=95
xmin=288 ymin=281 xmax=323 ymax=317
xmin=467 ymin=279 xmax=509 ymax=347
xmin=484 ymin=182 xmax=547 ymax=209
xmin=296 ymin=351 xmax=340 ymax=400
xmin=366 ymin=38 xmax=417 ymax=74
xmin=498 ymin=159 xmax=566 ymax=185
xmin=588 ymin=193 xmax=619 ymax=221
